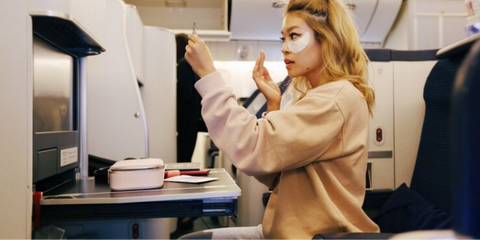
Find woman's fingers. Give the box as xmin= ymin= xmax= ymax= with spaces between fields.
xmin=253 ymin=51 xmax=267 ymax=81
xmin=184 ymin=34 xmax=216 ymax=78
xmin=187 ymin=34 xmax=200 ymax=44
xmin=253 ymin=54 xmax=264 ymax=78
xmin=259 ymin=50 xmax=265 ymax=68
xmin=258 ymin=51 xmax=265 ymax=76
xmin=185 ymin=35 xmax=200 ymax=57
xmin=253 ymin=55 xmax=260 ymax=78
xmin=251 ymin=51 xmax=281 ymax=106
xmin=263 ymin=67 xmax=272 ymax=81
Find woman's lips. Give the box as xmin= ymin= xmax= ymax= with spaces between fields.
xmin=284 ymin=59 xmax=294 ymax=69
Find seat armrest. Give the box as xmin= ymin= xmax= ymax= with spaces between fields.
xmin=313 ymin=232 xmax=395 ymax=239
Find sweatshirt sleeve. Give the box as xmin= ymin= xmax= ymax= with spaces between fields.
xmin=195 ymin=72 xmax=345 ymax=176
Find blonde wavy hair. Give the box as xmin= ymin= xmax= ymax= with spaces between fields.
xmin=286 ymin=0 xmax=375 ymax=115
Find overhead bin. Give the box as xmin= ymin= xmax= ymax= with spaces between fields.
xmin=343 ymin=0 xmax=378 ymax=39
xmin=124 ymin=0 xmax=231 ymax=41
xmin=230 ymin=0 xmax=402 ymax=47
xmin=348 ymin=0 xmax=403 ymax=47
xmin=125 ymin=0 xmax=401 ymax=45
xmin=230 ymin=0 xmax=284 ymax=41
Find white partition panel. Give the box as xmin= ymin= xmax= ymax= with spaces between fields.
xmin=368 ymin=62 xmax=395 ymax=190
xmin=29 ymin=0 xmax=70 ymax=13
xmin=87 ymin=0 xmax=148 ymax=161
xmin=0 ymin=2 xmax=32 ymax=238
xmin=126 ymin=4 xmax=145 ymax=82
xmin=69 ymin=0 xmax=107 ymax=45
xmin=142 ymin=26 xmax=177 ymax=163
xmin=393 ymin=60 xmax=436 ymax=187
xmin=366 ymin=59 xmax=436 ymax=190
xmin=29 ymin=0 xmax=106 ymax=40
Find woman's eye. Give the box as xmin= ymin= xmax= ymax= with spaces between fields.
xmin=290 ymin=33 xmax=300 ymax=39
xmin=280 ymin=33 xmax=300 ymax=42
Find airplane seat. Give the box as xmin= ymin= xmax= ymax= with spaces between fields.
xmin=452 ymin=38 xmax=480 ymax=239
xmin=373 ymin=54 xmax=465 ymax=231
xmin=314 ymin=51 xmax=469 ymax=239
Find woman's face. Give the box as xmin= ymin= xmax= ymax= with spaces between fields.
xmin=281 ymin=14 xmax=324 ymax=83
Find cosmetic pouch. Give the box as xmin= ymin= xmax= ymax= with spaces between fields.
xmin=109 ymin=158 xmax=165 ymax=191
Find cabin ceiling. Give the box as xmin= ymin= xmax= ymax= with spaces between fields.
xmin=124 ymin=0 xmax=224 ymax=9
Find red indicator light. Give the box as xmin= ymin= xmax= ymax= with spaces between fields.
xmin=132 ymin=223 xmax=140 ymax=239
xmin=376 ymin=128 xmax=383 ymax=142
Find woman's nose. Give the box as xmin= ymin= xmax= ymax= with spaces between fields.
xmin=281 ymin=41 xmax=290 ymax=54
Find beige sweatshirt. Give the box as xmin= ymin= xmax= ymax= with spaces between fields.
xmin=195 ymin=71 xmax=379 ymax=239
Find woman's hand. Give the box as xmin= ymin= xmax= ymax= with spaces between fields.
xmin=185 ymin=34 xmax=216 ymax=78
xmin=253 ymin=51 xmax=281 ymax=113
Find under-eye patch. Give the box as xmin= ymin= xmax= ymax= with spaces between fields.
xmin=288 ymin=32 xmax=310 ymax=53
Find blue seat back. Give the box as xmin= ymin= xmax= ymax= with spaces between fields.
xmin=452 ymin=39 xmax=480 ymax=239
xmin=409 ymin=55 xmax=466 ymax=214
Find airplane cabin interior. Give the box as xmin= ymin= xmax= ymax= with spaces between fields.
xmin=0 ymin=0 xmax=479 ymax=239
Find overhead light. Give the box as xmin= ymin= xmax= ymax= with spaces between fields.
xmin=166 ymin=0 xmax=186 ymax=8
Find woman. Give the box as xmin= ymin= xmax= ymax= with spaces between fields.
xmin=181 ymin=0 xmax=379 ymax=238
